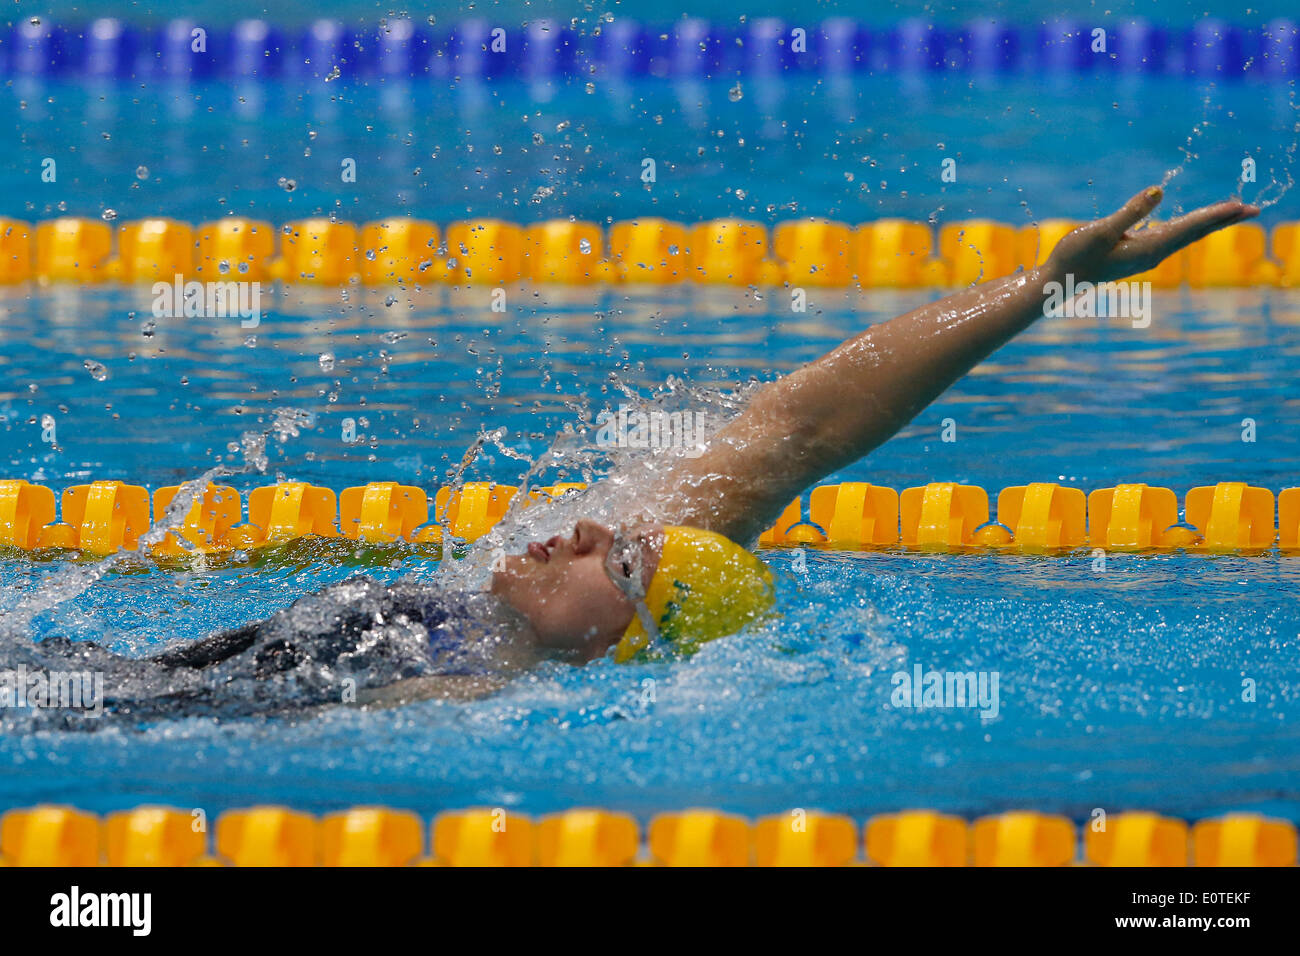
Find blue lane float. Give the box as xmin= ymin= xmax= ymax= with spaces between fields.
xmin=962 ymin=21 xmax=1020 ymax=73
xmin=2 ymin=17 xmax=1298 ymax=80
xmin=81 ymin=17 xmax=141 ymax=78
xmin=294 ymin=19 xmax=365 ymax=80
xmin=152 ymin=20 xmax=226 ymax=79
xmin=230 ymin=19 xmax=286 ymax=79
xmin=1113 ymin=19 xmax=1170 ymax=74
xmin=373 ymin=18 xmax=431 ymax=78
xmin=447 ymin=20 xmax=514 ymax=79
xmin=521 ymin=20 xmax=577 ymax=79
xmin=818 ymin=17 xmax=871 ymax=74
xmin=893 ymin=19 xmax=947 ymax=72
xmin=1037 ymin=20 xmax=1092 ymax=73
xmin=9 ymin=19 xmax=69 ymax=75
xmin=1261 ymin=19 xmax=1300 ymax=77
xmin=1186 ymin=18 xmax=1246 ymax=76
xmin=589 ymin=19 xmax=649 ymax=77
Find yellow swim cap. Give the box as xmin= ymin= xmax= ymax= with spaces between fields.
xmin=613 ymin=526 xmax=775 ymax=663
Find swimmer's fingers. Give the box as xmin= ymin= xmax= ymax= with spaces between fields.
xmin=1045 ymin=187 xmax=1167 ymax=278
xmin=1102 ymin=186 xmax=1165 ymax=241
xmin=1054 ymin=196 xmax=1260 ymax=282
xmin=1102 ymin=200 xmax=1259 ymax=279
xmin=1141 ymin=200 xmax=1260 ymax=257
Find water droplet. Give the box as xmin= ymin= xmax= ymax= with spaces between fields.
xmin=135 ymin=165 xmax=149 ymax=180
xmin=83 ymin=360 xmax=108 ymax=382
xmin=319 ymin=352 xmax=335 ymax=372
xmin=101 ymin=208 xmax=117 ymax=222
xmin=728 ymin=83 xmax=743 ymax=102
xmin=579 ymin=238 xmax=592 ymax=254
xmin=141 ymin=320 xmax=156 ymax=337
xmin=277 ymin=177 xmax=297 ymax=192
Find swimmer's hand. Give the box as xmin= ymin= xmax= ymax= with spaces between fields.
xmin=656 ymin=187 xmax=1260 ymax=546
xmin=1045 ymin=186 xmax=1259 ymax=284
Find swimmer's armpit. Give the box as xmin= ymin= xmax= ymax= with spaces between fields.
xmin=660 ymin=189 xmax=1258 ymax=545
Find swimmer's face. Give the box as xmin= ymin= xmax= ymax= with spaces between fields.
xmin=490 ymin=519 xmax=662 ymax=658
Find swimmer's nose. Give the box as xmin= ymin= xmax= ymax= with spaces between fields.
xmin=571 ymin=519 xmax=612 ymax=555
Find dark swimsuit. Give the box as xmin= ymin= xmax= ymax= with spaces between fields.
xmin=21 ymin=576 xmax=500 ymax=726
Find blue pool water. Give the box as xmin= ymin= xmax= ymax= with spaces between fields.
xmin=1 ymin=32 xmax=1299 ymax=821
xmin=3 ymin=281 xmax=1299 ymax=821
xmin=3 ymin=73 xmax=1297 ymax=228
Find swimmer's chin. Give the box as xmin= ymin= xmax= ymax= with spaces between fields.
xmin=479 ymin=587 xmax=598 ymax=663
xmin=487 ymin=576 xmax=621 ymax=664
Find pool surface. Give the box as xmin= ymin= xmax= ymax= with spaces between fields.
xmin=1 ymin=14 xmax=1299 ymax=825
xmin=3 ymin=280 xmax=1299 ymax=821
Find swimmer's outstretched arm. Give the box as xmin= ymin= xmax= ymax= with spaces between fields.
xmin=664 ymin=188 xmax=1259 ymax=544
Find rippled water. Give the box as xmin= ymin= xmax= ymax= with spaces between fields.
xmin=1 ymin=284 xmax=1299 ymax=820
xmin=3 ymin=73 xmax=1297 ymax=227
xmin=5 ymin=286 xmax=1300 ymax=490
xmin=1 ymin=53 xmax=1299 ymax=819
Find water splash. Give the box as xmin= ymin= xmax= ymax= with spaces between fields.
xmin=0 ymin=378 xmax=764 ymax=726
xmin=0 ymin=408 xmax=314 ymax=641
xmin=435 ymin=378 xmax=757 ymax=598
xmin=1161 ymin=93 xmax=1215 ymax=201
xmin=1248 ymin=86 xmax=1300 ymax=211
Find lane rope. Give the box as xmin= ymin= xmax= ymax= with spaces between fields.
xmin=1 ymin=804 xmax=1291 ymax=866
xmin=4 ymin=17 xmax=1298 ymax=81
xmin=4 ymin=214 xmax=1295 ymax=287
xmin=2 ymin=478 xmax=1297 ymax=554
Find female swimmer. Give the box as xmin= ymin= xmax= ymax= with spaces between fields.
xmin=23 ymin=187 xmax=1256 ymax=719
xmin=488 ymin=188 xmax=1257 ymax=663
